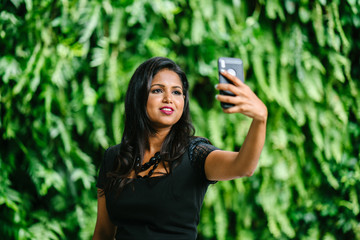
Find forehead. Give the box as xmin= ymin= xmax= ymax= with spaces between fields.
xmin=151 ymin=69 xmax=183 ymax=87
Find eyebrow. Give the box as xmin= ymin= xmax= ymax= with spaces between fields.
xmin=150 ymin=84 xmax=183 ymax=90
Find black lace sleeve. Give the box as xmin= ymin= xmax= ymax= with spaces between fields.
xmin=188 ymin=137 xmax=220 ymax=184
xmin=96 ymin=144 xmax=120 ymax=189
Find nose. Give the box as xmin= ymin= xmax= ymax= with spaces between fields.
xmin=162 ymin=91 xmax=173 ymax=103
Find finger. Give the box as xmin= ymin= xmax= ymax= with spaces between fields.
xmin=215 ymin=83 xmax=241 ymax=96
xmin=220 ymin=70 xmax=245 ymax=87
xmin=216 ymin=94 xmax=235 ymax=103
xmin=223 ymin=104 xmax=253 ymax=116
xmin=216 ymin=94 xmax=244 ymax=106
xmin=216 ymin=94 xmax=252 ymax=113
xmin=223 ymin=100 xmax=267 ymax=120
xmin=222 ymin=106 xmax=241 ymax=114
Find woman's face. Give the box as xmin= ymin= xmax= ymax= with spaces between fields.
xmin=146 ymin=69 xmax=185 ymax=131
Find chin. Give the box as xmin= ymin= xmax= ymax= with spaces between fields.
xmin=153 ymin=120 xmax=180 ymax=129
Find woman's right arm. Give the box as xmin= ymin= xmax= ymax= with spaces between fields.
xmin=92 ymin=189 xmax=117 ymax=240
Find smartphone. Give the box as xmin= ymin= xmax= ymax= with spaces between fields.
xmin=218 ymin=57 xmax=244 ymax=109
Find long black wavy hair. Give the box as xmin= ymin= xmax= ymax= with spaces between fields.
xmin=105 ymin=57 xmax=195 ymax=193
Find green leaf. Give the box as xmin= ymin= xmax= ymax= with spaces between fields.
xmin=79 ymin=4 xmax=101 ymax=43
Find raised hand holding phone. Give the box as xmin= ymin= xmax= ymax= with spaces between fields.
xmin=216 ymin=57 xmax=267 ymax=122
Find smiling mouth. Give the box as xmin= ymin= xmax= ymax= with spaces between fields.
xmin=160 ymin=107 xmax=174 ymax=114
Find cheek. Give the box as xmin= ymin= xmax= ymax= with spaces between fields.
xmin=146 ymin=97 xmax=155 ymax=116
xmin=176 ymin=97 xmax=185 ymax=108
xmin=178 ymin=99 xmax=185 ymax=113
xmin=147 ymin=95 xmax=158 ymax=108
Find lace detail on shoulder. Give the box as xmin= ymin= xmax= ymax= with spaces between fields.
xmin=188 ymin=137 xmax=219 ymax=184
xmin=96 ymin=144 xmax=121 ymax=189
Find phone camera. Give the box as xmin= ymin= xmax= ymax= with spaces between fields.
xmin=227 ymin=68 xmax=236 ymax=76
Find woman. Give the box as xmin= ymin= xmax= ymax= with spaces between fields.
xmin=93 ymin=57 xmax=267 ymax=239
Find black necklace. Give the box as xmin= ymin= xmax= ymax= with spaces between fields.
xmin=135 ymin=152 xmax=161 ymax=178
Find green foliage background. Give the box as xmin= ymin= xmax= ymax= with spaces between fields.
xmin=1 ymin=0 xmax=359 ymax=239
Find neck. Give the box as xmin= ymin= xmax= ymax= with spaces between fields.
xmin=147 ymin=127 xmax=171 ymax=153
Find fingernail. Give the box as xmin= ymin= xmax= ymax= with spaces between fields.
xmin=215 ymin=94 xmax=219 ymax=99
xmin=214 ymin=84 xmax=218 ymax=89
xmin=220 ymin=69 xmax=225 ymax=73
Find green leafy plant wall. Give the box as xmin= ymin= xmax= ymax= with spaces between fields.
xmin=1 ymin=0 xmax=359 ymax=239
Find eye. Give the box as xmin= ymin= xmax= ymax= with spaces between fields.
xmin=151 ymin=88 xmax=163 ymax=94
xmin=173 ymin=90 xmax=183 ymax=95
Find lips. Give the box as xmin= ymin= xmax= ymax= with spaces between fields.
xmin=160 ymin=106 xmax=174 ymax=115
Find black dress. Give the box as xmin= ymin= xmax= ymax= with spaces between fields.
xmin=96 ymin=137 xmax=219 ymax=240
